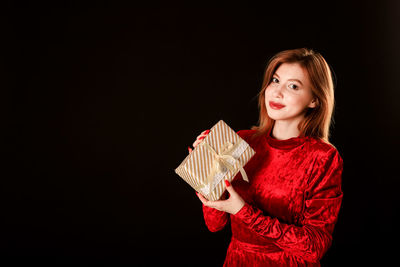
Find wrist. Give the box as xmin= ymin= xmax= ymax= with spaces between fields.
xmin=234 ymin=201 xmax=251 ymax=217
xmin=233 ymin=201 xmax=246 ymax=215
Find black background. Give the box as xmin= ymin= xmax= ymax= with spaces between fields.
xmin=3 ymin=2 xmax=399 ymax=266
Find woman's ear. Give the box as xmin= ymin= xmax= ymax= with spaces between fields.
xmin=308 ymin=98 xmax=318 ymax=108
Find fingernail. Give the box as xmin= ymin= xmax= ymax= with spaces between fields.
xmin=195 ymin=192 xmax=198 ymax=196
xmin=225 ymin=179 xmax=230 ymax=187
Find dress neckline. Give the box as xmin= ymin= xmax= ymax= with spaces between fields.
xmin=265 ymin=127 xmax=309 ymax=150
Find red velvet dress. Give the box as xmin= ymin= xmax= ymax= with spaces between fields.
xmin=201 ymin=128 xmax=343 ymax=266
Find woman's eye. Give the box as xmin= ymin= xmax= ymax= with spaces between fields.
xmin=288 ymin=83 xmax=298 ymax=90
xmin=271 ymin=77 xmax=279 ymax=83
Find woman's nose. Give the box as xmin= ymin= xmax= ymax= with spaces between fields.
xmin=272 ymin=83 xmax=284 ymax=97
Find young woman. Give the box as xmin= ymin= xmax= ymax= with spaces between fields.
xmin=188 ymin=48 xmax=343 ymax=266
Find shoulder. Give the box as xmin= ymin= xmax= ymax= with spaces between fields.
xmin=308 ymin=137 xmax=342 ymax=158
xmin=307 ymin=137 xmax=343 ymax=170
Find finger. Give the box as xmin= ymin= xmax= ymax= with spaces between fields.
xmin=196 ymin=134 xmax=207 ymax=141
xmin=198 ymin=194 xmax=223 ymax=210
xmin=194 ymin=133 xmax=209 ymax=147
xmin=201 ymin=130 xmax=210 ymax=135
xmin=196 ymin=136 xmax=204 ymax=142
xmin=192 ymin=140 xmax=198 ymax=148
xmin=197 ymin=130 xmax=210 ymax=140
xmin=224 ymin=179 xmax=236 ymax=195
xmin=188 ymin=146 xmax=192 ymax=153
xmin=194 ymin=136 xmax=206 ymax=147
xmin=193 ymin=139 xmax=202 ymax=147
xmin=195 ymin=192 xmax=204 ymax=203
xmin=196 ymin=192 xmax=208 ymax=203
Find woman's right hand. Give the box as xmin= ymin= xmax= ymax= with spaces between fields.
xmin=188 ymin=130 xmax=210 ymax=153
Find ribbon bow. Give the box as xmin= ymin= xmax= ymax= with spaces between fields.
xmin=197 ymin=140 xmax=249 ymax=196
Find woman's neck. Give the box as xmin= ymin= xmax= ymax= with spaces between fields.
xmin=272 ymin=120 xmax=301 ymax=140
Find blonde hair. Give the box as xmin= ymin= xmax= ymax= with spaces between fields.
xmin=250 ymin=48 xmax=337 ymax=146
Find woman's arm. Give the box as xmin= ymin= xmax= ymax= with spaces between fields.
xmin=232 ymin=148 xmax=343 ymax=262
xmin=202 ymin=196 xmax=230 ymax=232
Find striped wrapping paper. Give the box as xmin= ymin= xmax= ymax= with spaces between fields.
xmin=175 ymin=120 xmax=256 ymax=201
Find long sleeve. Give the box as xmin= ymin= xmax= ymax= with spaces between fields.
xmin=202 ymin=204 xmax=229 ymax=232
xmin=232 ymin=147 xmax=343 ymax=262
xmin=201 ymin=191 xmax=230 ymax=232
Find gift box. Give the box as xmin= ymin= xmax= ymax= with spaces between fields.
xmin=175 ymin=120 xmax=256 ymax=201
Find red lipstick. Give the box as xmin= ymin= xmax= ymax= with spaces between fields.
xmin=269 ymin=101 xmax=285 ymax=110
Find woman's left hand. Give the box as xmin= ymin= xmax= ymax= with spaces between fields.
xmin=196 ymin=179 xmax=246 ymax=215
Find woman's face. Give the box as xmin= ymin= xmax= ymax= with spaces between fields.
xmin=264 ymin=62 xmax=316 ymax=123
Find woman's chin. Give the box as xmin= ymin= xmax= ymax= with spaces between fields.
xmin=266 ymin=110 xmax=283 ymax=121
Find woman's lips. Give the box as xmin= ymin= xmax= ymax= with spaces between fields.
xmin=269 ymin=101 xmax=285 ymax=110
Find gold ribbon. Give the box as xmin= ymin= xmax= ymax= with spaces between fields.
xmin=196 ymin=141 xmax=249 ymax=197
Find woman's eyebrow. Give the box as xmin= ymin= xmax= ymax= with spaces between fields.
xmin=274 ymin=73 xmax=303 ymax=86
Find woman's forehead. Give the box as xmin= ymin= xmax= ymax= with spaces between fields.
xmin=275 ymin=62 xmax=308 ymax=80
